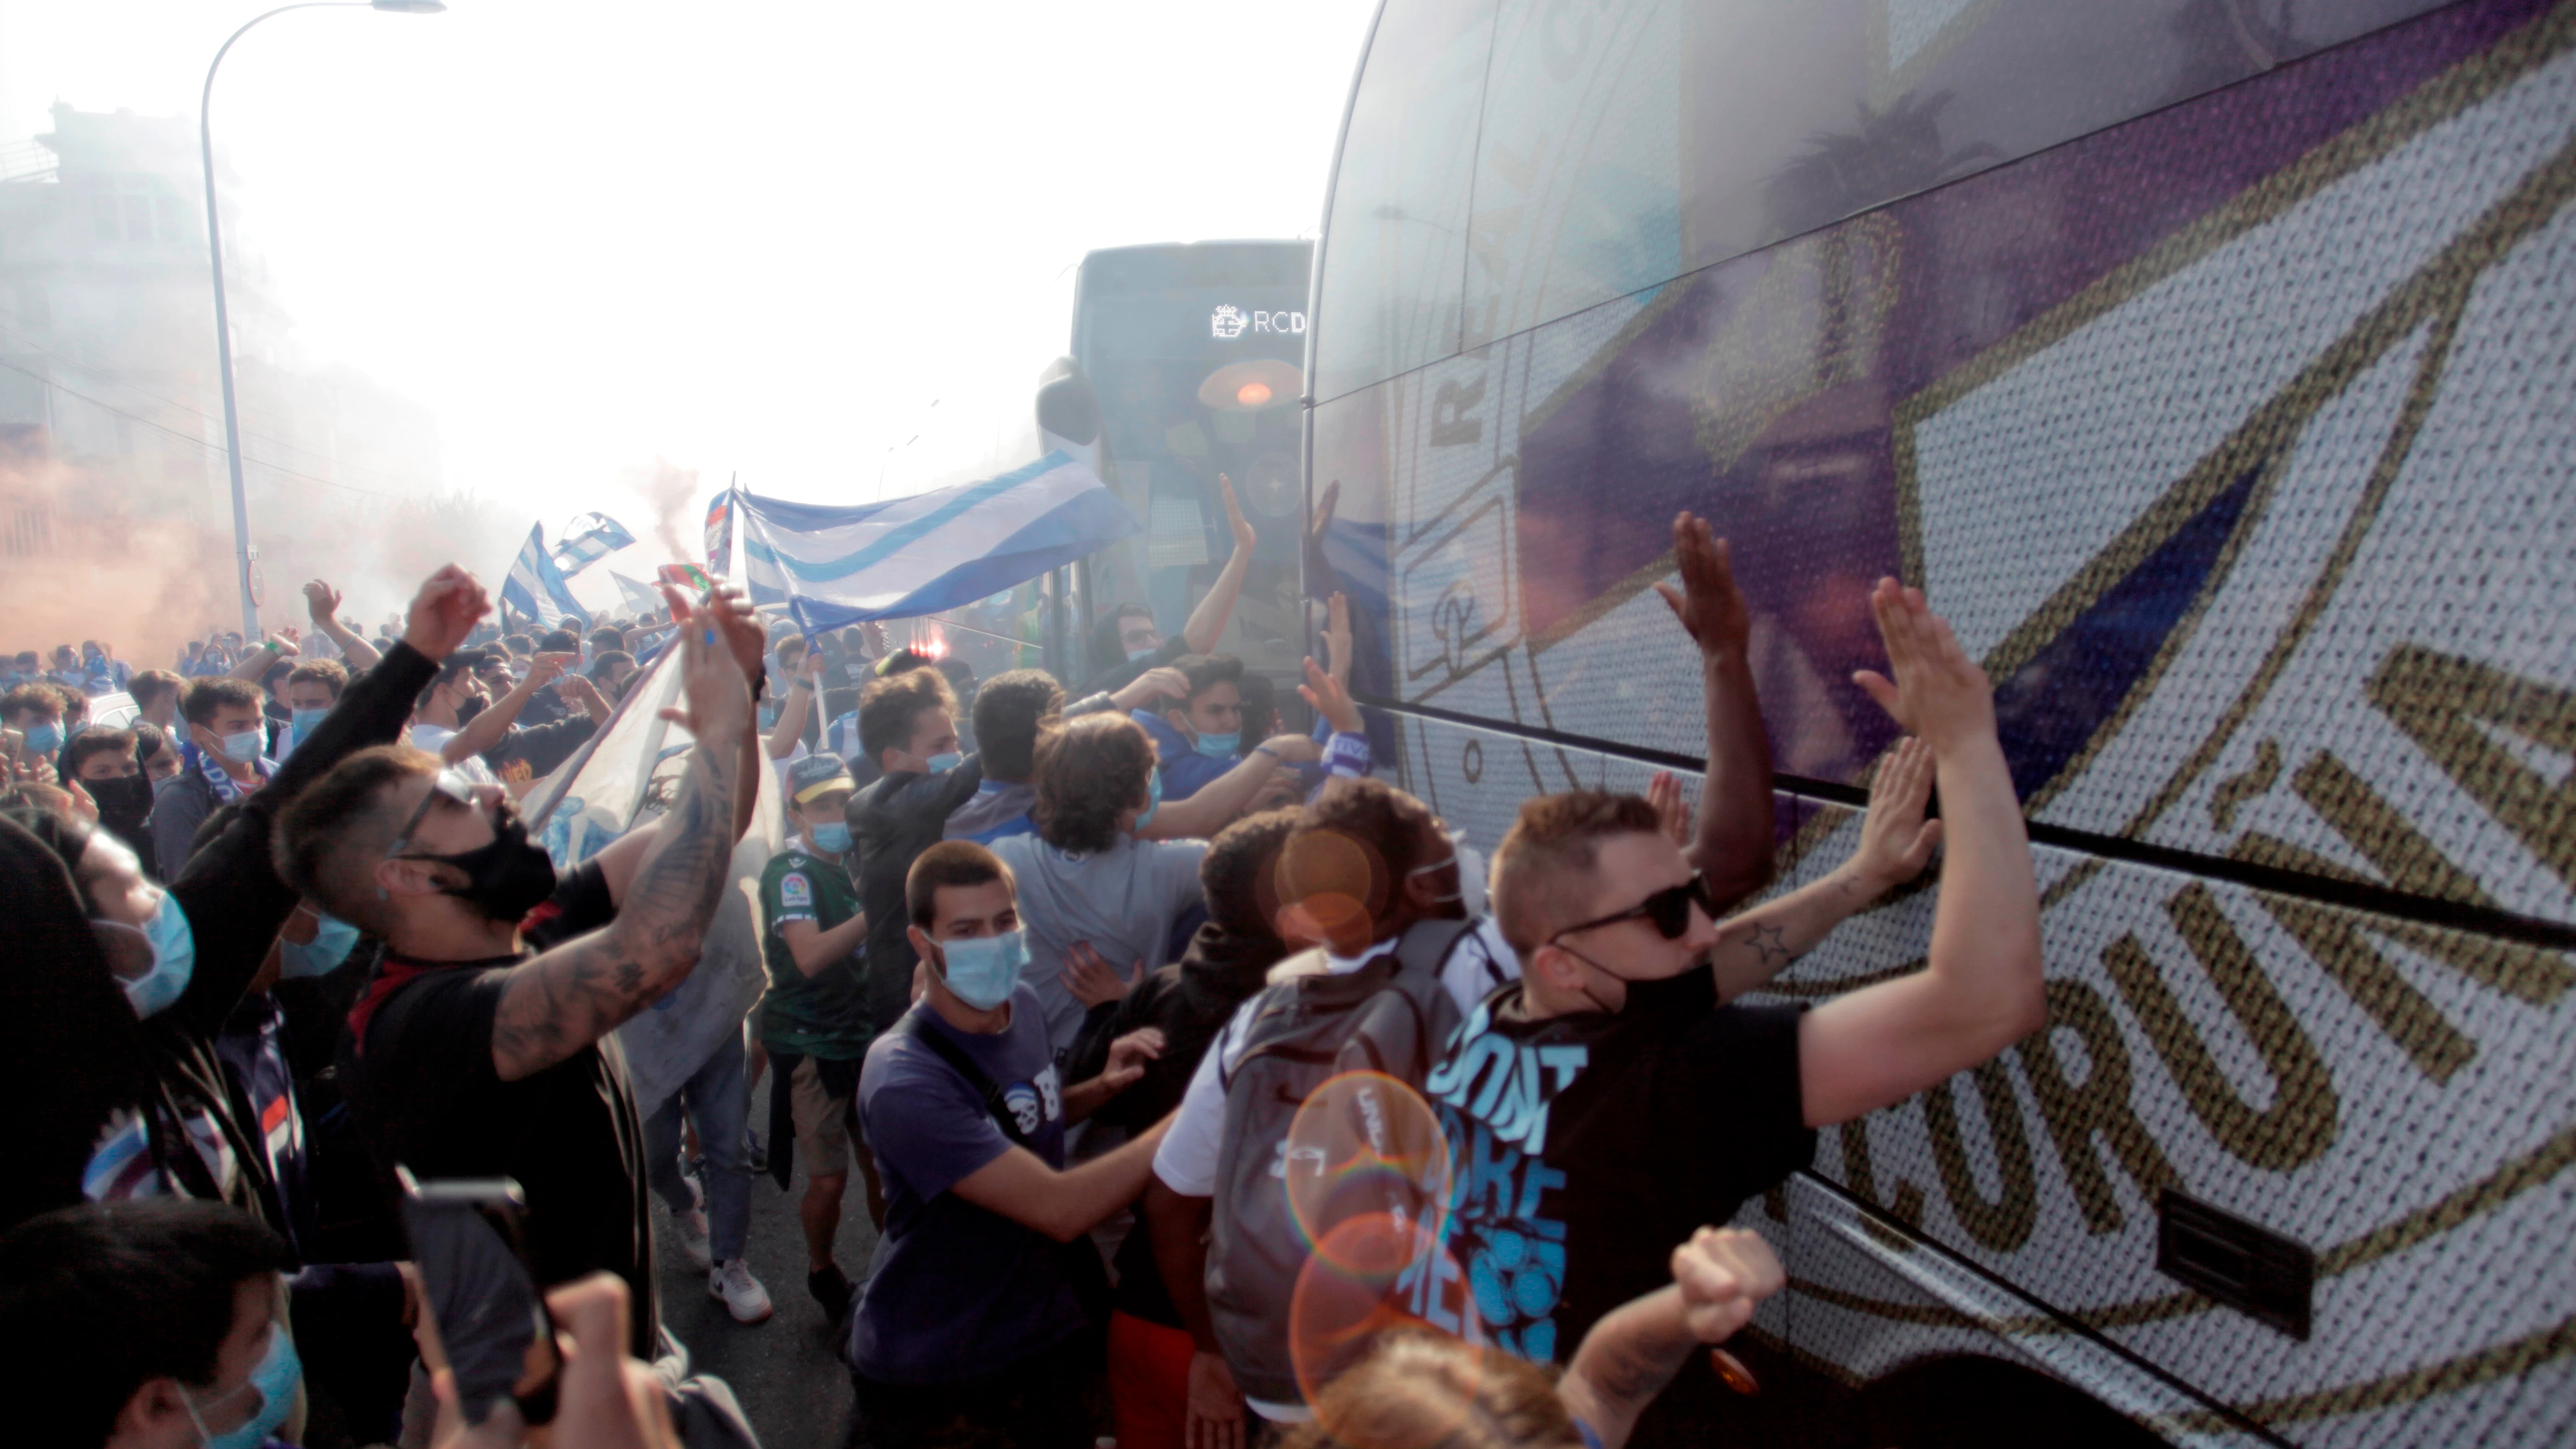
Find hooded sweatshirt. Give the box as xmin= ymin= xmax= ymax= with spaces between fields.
xmin=990 ymin=830 xmax=1208 ymax=1062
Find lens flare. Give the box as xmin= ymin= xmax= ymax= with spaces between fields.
xmin=1288 ymin=1213 xmax=1481 ymax=1414
xmin=1237 ymin=381 xmax=1273 ymax=406
xmin=1283 ymin=1071 xmax=1454 ymax=1268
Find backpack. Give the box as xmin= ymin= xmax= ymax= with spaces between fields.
xmin=1204 ymin=916 xmax=1475 ymax=1406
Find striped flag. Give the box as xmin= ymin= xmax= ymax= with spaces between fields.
xmin=549 ymin=513 xmax=637 ymax=578
xmin=608 ymin=570 xmax=665 ymax=617
xmin=737 ymin=451 xmax=1139 ymax=634
xmin=500 ymin=522 xmax=592 ymax=631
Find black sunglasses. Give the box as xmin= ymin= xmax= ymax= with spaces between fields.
xmin=1552 ymin=873 xmax=1716 ymax=943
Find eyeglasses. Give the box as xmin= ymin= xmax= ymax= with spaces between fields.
xmin=387 ymin=767 xmax=481 ymax=860
xmin=1551 ymin=873 xmax=1715 ymax=943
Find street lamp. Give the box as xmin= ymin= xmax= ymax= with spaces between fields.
xmin=200 ymin=0 xmax=445 ymax=638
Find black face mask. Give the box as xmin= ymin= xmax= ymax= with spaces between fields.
xmin=88 ymin=774 xmax=155 ymax=836
xmin=416 ymin=813 xmax=559 ymax=923
xmin=453 ymin=693 xmax=488 ymax=727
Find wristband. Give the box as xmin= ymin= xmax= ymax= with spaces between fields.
xmin=1255 ymin=744 xmax=1281 ymax=761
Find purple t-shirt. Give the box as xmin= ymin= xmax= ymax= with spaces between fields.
xmin=846 ymin=983 xmax=1085 ymax=1384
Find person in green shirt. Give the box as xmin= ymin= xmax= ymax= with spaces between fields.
xmin=760 ymin=750 xmax=879 ymax=1327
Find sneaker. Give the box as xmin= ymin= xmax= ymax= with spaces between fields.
xmin=668 ymin=1207 xmax=712 ymax=1273
xmin=807 ymin=1263 xmax=853 ymax=1329
xmin=710 ymin=1259 xmax=773 ymax=1324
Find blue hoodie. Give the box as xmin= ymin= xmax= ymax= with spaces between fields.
xmin=1130 ymin=708 xmax=1236 ymax=802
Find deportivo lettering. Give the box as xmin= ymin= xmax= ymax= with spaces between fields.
xmin=1426 ymin=997 xmax=1589 ymax=1362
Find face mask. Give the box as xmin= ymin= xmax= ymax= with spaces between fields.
xmin=924 ymin=750 xmax=963 ymax=775
xmin=89 ymin=774 xmax=155 ymax=833
xmin=184 ymin=1320 xmax=301 ymax=1449
xmin=280 ymin=912 xmax=361 ymax=979
xmin=22 ymin=721 xmax=61 ymax=756
xmin=1125 ymin=646 xmax=1157 ymax=663
xmin=937 ymin=929 xmax=1028 ymax=1010
xmin=111 ymin=892 xmax=198 ymax=1019
xmin=1193 ymin=731 xmax=1241 ymax=759
xmin=416 ymin=812 xmax=560 ymax=923
xmin=1407 ymin=830 xmax=1467 ymax=906
xmin=1133 ymin=769 xmax=1164 ymax=832
xmin=217 ymin=729 xmax=264 ymax=764
xmin=809 ymin=819 xmax=852 ymax=854
xmin=290 ymin=707 xmax=330 ymax=741
xmin=453 ymin=693 xmax=487 ymax=727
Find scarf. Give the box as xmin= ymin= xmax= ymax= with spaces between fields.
xmin=180 ymin=738 xmax=269 ymax=805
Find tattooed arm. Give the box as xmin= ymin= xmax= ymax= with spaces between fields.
xmin=489 ymin=593 xmax=752 ymax=1081
xmin=1707 ymin=735 xmax=1942 ymax=1001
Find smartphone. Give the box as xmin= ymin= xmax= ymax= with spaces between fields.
xmin=396 ymin=1167 xmax=560 ymax=1427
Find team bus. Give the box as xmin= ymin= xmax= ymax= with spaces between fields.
xmin=1301 ymin=0 xmax=2576 ymax=1443
xmin=1064 ymin=240 xmax=1314 ymax=682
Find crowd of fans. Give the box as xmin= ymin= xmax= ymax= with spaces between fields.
xmin=0 ymin=503 xmax=2044 ymax=1449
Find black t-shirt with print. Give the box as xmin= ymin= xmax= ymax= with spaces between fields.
xmin=1425 ymin=970 xmax=1812 ymax=1365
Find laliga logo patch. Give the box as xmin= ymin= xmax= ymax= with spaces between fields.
xmin=779 ymin=872 xmax=813 ymax=909
xmin=1210 ymin=305 xmax=1248 ymax=339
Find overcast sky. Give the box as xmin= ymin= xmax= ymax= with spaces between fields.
xmin=0 ymin=0 xmax=1377 ymax=599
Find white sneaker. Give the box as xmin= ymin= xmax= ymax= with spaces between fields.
xmin=668 ymin=1207 xmax=712 ymax=1273
xmin=710 ymin=1258 xmax=773 ymax=1324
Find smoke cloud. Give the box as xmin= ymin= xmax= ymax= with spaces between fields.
xmin=632 ymin=457 xmax=701 ymax=564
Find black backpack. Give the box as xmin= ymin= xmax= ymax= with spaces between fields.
xmin=1204 ymin=916 xmax=1474 ymax=1406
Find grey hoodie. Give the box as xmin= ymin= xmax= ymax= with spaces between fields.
xmin=991 ymin=832 xmax=1208 ymax=1060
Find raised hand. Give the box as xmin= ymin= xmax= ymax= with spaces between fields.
xmin=1849 ymin=579 xmax=1995 ymax=755
xmin=402 ymin=566 xmax=491 ymax=661
xmin=654 ymin=586 xmax=753 ymax=748
xmin=1063 ymin=942 xmax=1140 ymax=1010
xmin=304 ymin=579 xmax=342 ymax=627
xmin=1646 ymin=771 xmax=1689 ymax=847
xmin=1220 ymin=473 xmax=1256 ymax=555
xmin=1844 ymin=735 xmax=1943 ymax=894
xmin=1652 ymin=511 xmax=1750 ymax=658
xmin=1296 ymin=655 xmax=1361 ymax=736
xmin=524 ymin=652 xmax=574 ymax=690
xmin=1259 ymin=733 xmax=1322 ymax=765
xmin=1670 ymin=1227 xmax=1785 ymax=1344
xmin=699 ymin=584 xmax=768 ymax=692
xmin=1113 ymin=666 xmax=1191 ymax=712
xmin=263 ymin=633 xmax=300 ymax=658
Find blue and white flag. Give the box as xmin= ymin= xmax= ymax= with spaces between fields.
xmin=501 ymin=522 xmax=592 ymax=632
xmin=608 ymin=570 xmax=665 ymax=618
xmin=737 ymin=451 xmax=1140 ymax=634
xmin=550 ymin=513 xmax=637 ymax=578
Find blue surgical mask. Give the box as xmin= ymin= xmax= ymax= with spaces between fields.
xmin=218 ymin=729 xmax=264 ymax=764
xmin=1125 ymin=646 xmax=1157 ymax=663
xmin=1193 ymin=730 xmax=1241 ymax=759
xmin=1134 ymin=769 xmax=1163 ymax=832
xmin=290 ymin=706 xmax=330 ymax=742
xmin=185 ymin=1319 xmax=301 ymax=1449
xmin=279 ymin=911 xmax=361 ymax=980
xmin=115 ymin=893 xmax=198 ymax=1019
xmin=924 ymin=750 xmax=963 ymax=775
xmin=937 ymin=929 xmax=1029 ymax=1010
xmin=22 ymin=721 xmax=62 ymax=756
xmin=810 ymin=819 xmax=852 ymax=854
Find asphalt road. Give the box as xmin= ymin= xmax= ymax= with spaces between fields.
xmin=654 ymin=1070 xmax=878 ymax=1449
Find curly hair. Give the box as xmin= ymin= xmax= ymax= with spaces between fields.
xmin=1032 ymin=713 xmax=1155 ymax=855
xmin=1201 ymin=808 xmax=1299 ymax=940
xmin=1281 ymin=1329 xmax=1576 ymax=1449
xmin=857 ymin=666 xmax=957 ymax=769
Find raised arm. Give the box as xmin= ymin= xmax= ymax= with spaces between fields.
xmin=1559 ymin=1228 xmax=1784 ymax=1449
xmin=304 ymin=581 xmax=381 ymax=672
xmin=441 ymin=654 xmax=565 ymax=765
xmin=227 ymin=635 xmax=293 ymax=683
xmin=766 ymin=648 xmax=822 ymax=760
xmin=949 ymin=1116 xmax=1173 ymax=1242
xmin=1138 ymin=733 xmax=1318 ymax=840
xmin=1654 ymin=512 xmax=1773 ymax=910
xmin=1706 ymin=735 xmax=1941 ymax=1001
xmin=559 ymin=673 xmax=612 ymax=727
xmin=488 ymin=607 xmax=749 ymax=1081
xmin=1178 ymin=477 xmax=1255 ymax=654
xmin=1796 ymin=582 xmax=2044 ymax=1128
xmin=780 ymin=910 xmax=870 ymax=978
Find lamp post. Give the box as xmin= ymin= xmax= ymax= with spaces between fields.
xmin=200 ymin=0 xmax=445 ymax=638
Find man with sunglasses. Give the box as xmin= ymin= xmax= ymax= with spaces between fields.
xmin=276 ymin=586 xmax=768 ymax=1361
xmin=1424 ymin=578 xmax=2044 ymax=1445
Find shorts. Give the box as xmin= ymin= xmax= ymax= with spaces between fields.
xmin=790 ymin=1055 xmax=856 ymax=1178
